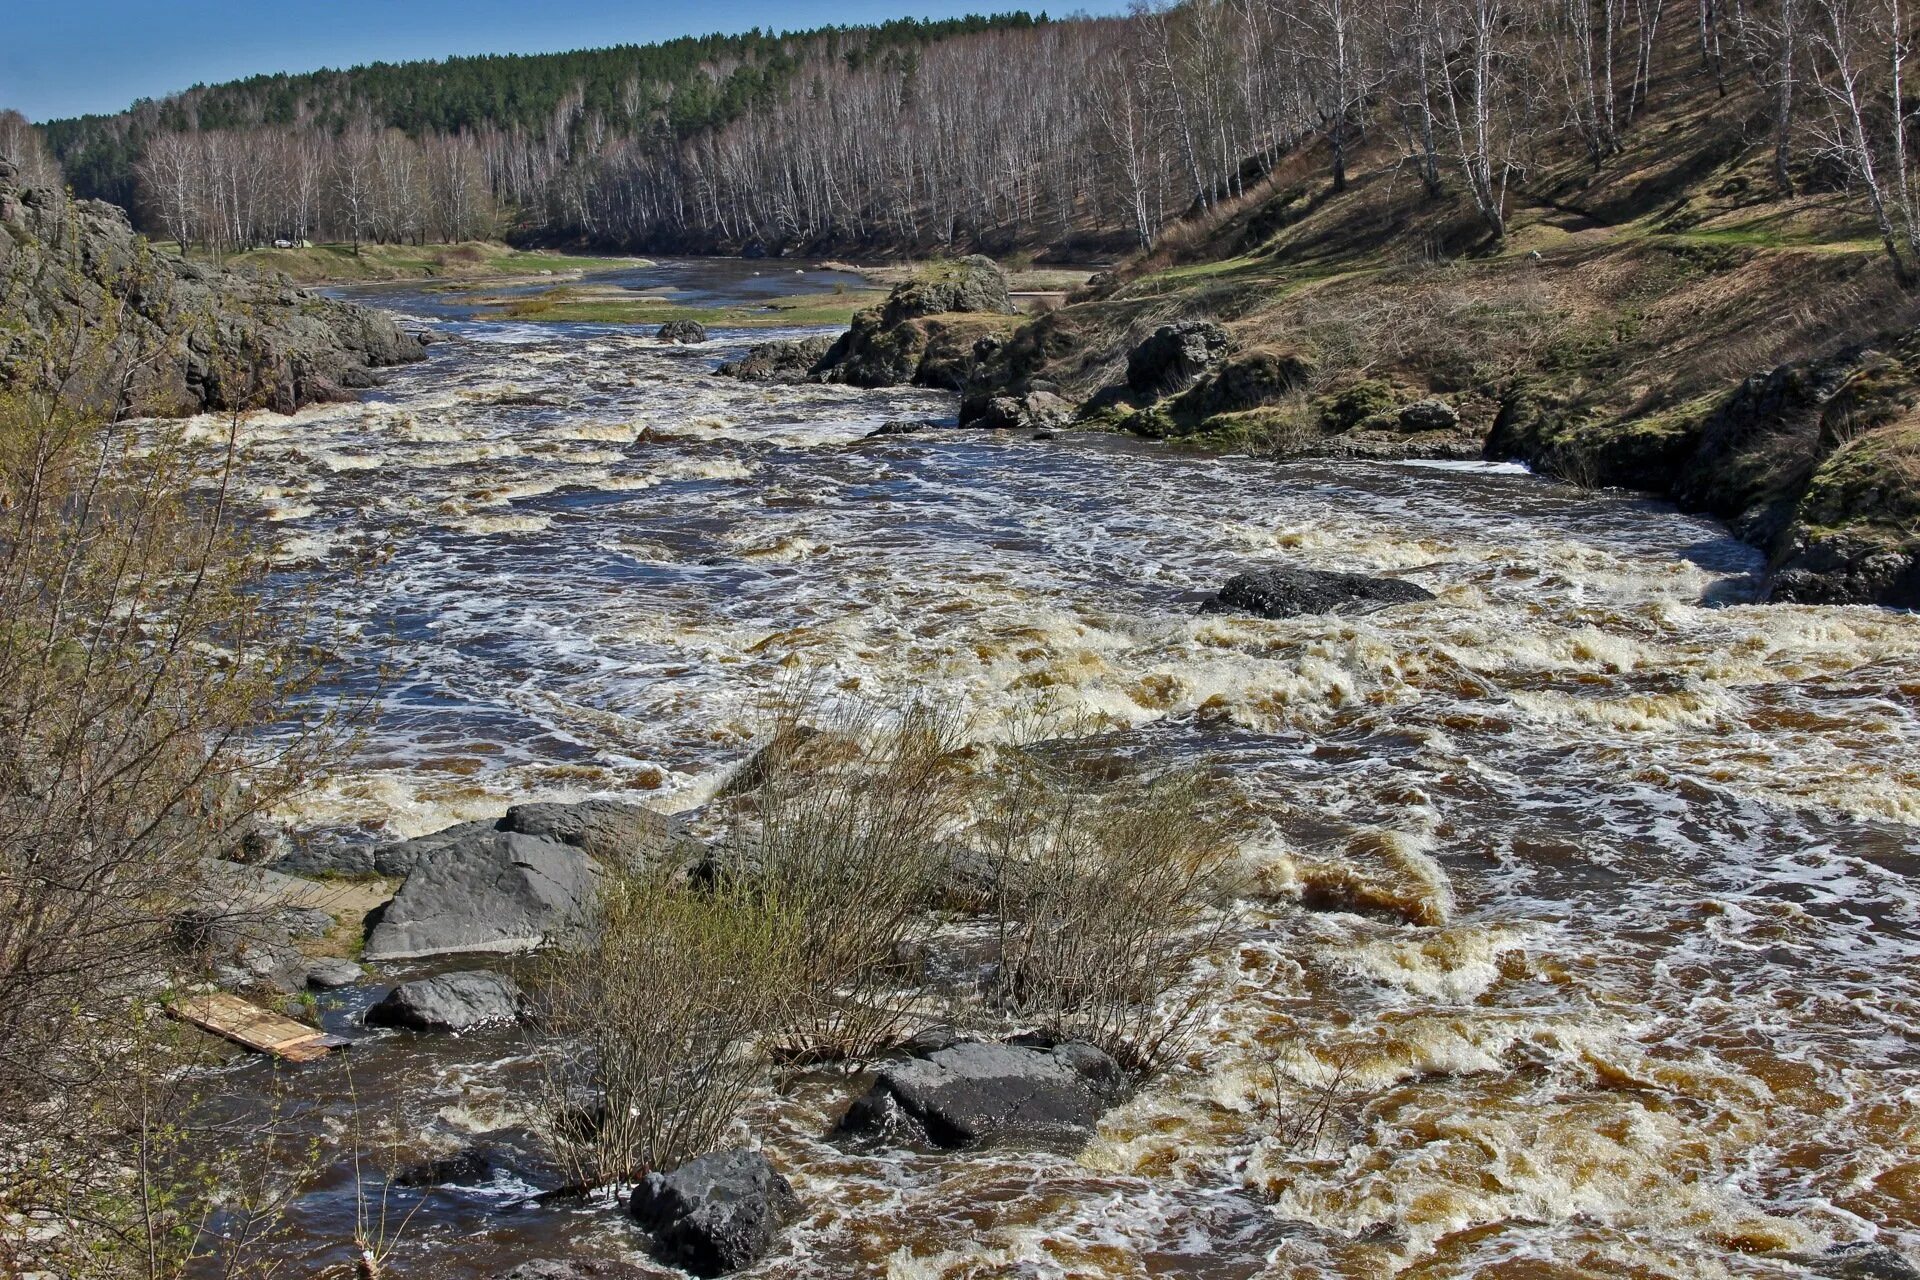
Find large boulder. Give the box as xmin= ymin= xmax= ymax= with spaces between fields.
xmin=656 ymin=320 xmax=708 ymax=344
xmin=500 ymin=799 xmax=684 ymax=865
xmin=715 ymin=335 xmax=834 ymax=383
xmin=837 ymin=1036 xmax=1124 ymax=1150
xmin=362 ymin=832 xmax=597 ymax=961
xmin=629 ymin=1150 xmax=799 ymax=1277
xmin=365 ymin=970 xmax=523 ymax=1032
xmin=284 ymin=799 xmax=684 ymax=879
xmin=1202 ymin=567 xmax=1436 ymax=619
xmin=1125 ymin=322 xmax=1233 ymax=400
xmin=0 ymin=160 xmax=423 ymax=417
xmin=879 ymin=255 xmax=1015 ymax=326
xmin=967 ymin=390 xmax=1076 ymax=432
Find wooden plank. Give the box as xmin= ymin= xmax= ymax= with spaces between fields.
xmin=169 ymin=991 xmax=341 ymax=1061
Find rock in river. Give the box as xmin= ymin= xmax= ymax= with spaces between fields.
xmin=629 ymin=1149 xmax=799 ymax=1277
xmin=365 ymin=970 xmax=523 ymax=1032
xmin=1203 ymin=566 xmax=1436 ymax=619
xmin=837 ymin=1036 xmax=1124 ymax=1150
xmin=656 ymin=320 xmax=708 ymax=344
xmin=362 ymin=831 xmax=597 ymax=961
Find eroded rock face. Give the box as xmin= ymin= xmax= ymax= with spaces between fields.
xmin=365 ymin=970 xmax=524 ymax=1032
xmin=838 ymin=1037 xmax=1124 ymax=1150
xmin=0 ymin=159 xmax=423 ymax=416
xmin=1202 ymin=566 xmax=1436 ymax=619
xmin=629 ymin=1150 xmax=799 ymax=1277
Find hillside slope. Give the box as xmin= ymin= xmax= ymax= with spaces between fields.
xmin=928 ymin=62 xmax=1920 ymax=606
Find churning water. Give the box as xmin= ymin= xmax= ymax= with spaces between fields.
xmin=188 ymin=263 xmax=1920 ymax=1278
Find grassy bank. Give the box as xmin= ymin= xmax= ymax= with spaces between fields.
xmin=177 ymin=240 xmax=642 ymax=285
xmin=492 ymin=282 xmax=890 ymax=328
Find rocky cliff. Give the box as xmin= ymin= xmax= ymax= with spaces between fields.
xmin=0 ymin=159 xmax=423 ymax=416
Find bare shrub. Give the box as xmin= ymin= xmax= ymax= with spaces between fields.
xmin=975 ymin=747 xmax=1246 ymax=1069
xmin=718 ymin=693 xmax=975 ymax=1063
xmin=535 ymin=866 xmax=804 ymax=1191
xmin=0 ymin=244 xmax=341 ymax=1275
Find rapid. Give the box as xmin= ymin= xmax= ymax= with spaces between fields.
xmin=190 ymin=261 xmax=1920 ymax=1278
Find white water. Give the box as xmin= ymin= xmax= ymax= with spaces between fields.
xmin=198 ymin=302 xmax=1920 ymax=1278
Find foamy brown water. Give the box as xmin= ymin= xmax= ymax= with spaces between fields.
xmin=197 ymin=286 xmax=1919 ymax=1278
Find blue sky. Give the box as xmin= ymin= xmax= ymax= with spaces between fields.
xmin=2 ymin=1 xmax=1096 ymax=122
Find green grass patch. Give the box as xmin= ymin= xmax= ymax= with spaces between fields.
xmin=495 ymin=286 xmax=887 ymax=328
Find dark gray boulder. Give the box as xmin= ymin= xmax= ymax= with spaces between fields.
xmin=1125 ymin=322 xmax=1233 ymax=400
xmin=496 ymin=1261 xmax=647 ymax=1280
xmin=1396 ymin=398 xmax=1460 ymax=433
xmin=656 ymin=320 xmax=709 ymax=344
xmin=1202 ymin=567 xmax=1436 ymax=619
xmin=1814 ymin=1243 xmax=1920 ymax=1280
xmin=967 ymin=390 xmax=1076 ymax=432
xmin=365 ymin=970 xmax=523 ymax=1032
xmin=501 ymin=798 xmax=683 ymax=865
xmin=629 ymin=1149 xmax=799 ymax=1277
xmin=838 ymin=1038 xmax=1124 ymax=1150
xmin=362 ymin=833 xmax=597 ymax=961
xmin=304 ymin=957 xmax=365 ymax=989
xmin=715 ymin=336 xmax=834 ymax=383
xmin=394 ymin=1144 xmax=498 ymax=1188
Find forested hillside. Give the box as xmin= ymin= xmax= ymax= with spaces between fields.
xmin=15 ymin=0 xmax=1920 ymax=275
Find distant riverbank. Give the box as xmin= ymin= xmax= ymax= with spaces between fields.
xmin=173 ymin=239 xmax=646 ymax=285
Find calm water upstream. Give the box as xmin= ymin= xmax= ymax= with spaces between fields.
xmin=184 ymin=261 xmax=1920 ymax=1278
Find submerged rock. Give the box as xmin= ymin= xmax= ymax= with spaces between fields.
xmin=656 ymin=320 xmax=708 ymax=344
xmin=365 ymin=970 xmax=523 ymax=1032
xmin=394 ymin=1144 xmax=499 ymax=1188
xmin=838 ymin=1037 xmax=1124 ymax=1150
xmin=1203 ymin=566 xmax=1436 ymax=619
xmin=629 ymin=1149 xmax=799 ymax=1277
xmin=1814 ymin=1242 xmax=1920 ymax=1280
xmin=362 ymin=832 xmax=597 ymax=961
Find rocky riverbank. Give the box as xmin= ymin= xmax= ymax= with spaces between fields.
xmin=0 ymin=159 xmax=424 ymax=416
xmin=724 ymin=241 xmax=1919 ymax=606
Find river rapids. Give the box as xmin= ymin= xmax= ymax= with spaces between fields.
xmin=182 ymin=263 xmax=1920 ymax=1279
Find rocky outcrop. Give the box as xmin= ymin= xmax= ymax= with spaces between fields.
xmin=1126 ymin=322 xmax=1233 ymax=399
xmin=365 ymin=970 xmax=524 ymax=1032
xmin=838 ymin=1034 xmax=1124 ymax=1150
xmin=656 ymin=320 xmax=708 ymax=344
xmin=878 ymin=255 xmax=1015 ymax=324
xmin=1490 ymin=330 xmax=1920 ymax=606
xmin=0 ymin=159 xmax=423 ymax=416
xmin=714 ymin=335 xmax=834 ymax=383
xmin=1203 ymin=567 xmax=1436 ymax=619
xmin=629 ymin=1150 xmax=799 ymax=1277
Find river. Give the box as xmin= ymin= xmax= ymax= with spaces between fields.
xmin=185 ymin=260 xmax=1920 ymax=1278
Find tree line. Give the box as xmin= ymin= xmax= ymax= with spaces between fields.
xmin=15 ymin=1 xmax=1920 ymax=268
